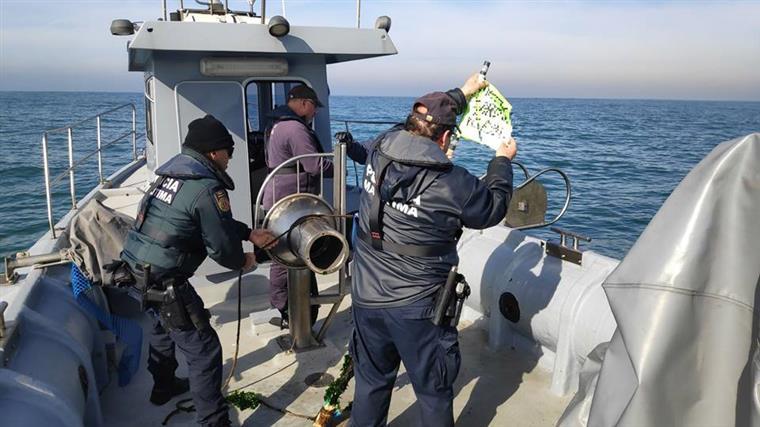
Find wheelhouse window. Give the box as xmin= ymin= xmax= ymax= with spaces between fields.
xmin=144 ymin=76 xmax=155 ymax=143
xmin=144 ymin=75 xmax=156 ymax=168
xmin=245 ymin=80 xmax=306 ymax=133
xmin=245 ymin=80 xmax=307 ymax=208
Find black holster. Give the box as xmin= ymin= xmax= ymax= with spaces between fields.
xmin=158 ymin=278 xmax=211 ymax=332
xmin=119 ymin=263 xmax=209 ymax=332
xmin=432 ymin=271 xmax=470 ymax=328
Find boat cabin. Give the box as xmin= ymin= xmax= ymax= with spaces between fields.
xmin=120 ymin=9 xmax=396 ymax=227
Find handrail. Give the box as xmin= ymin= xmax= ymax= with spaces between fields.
xmin=511 ymin=160 xmax=530 ymax=181
xmin=329 ymin=119 xmax=398 ymax=184
xmin=43 ymin=104 xmax=138 ymax=134
xmin=41 ymin=103 xmax=139 ymax=238
xmin=512 ymin=167 xmax=572 ymax=231
xmin=253 ymin=152 xmax=333 ymax=227
xmin=330 ymin=118 xmax=571 ymax=230
xmin=49 ymin=131 xmax=142 ymax=187
xmin=330 ymin=118 xmax=399 ymax=127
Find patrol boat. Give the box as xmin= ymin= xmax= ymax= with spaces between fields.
xmin=1 ymin=1 xmax=758 ymax=426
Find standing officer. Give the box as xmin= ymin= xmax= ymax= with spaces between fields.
xmin=349 ymin=74 xmax=518 ymax=426
xmin=263 ymin=85 xmax=332 ymax=327
xmin=121 ymin=115 xmax=274 ymax=427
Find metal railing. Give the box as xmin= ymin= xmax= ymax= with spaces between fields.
xmin=512 ymin=166 xmax=572 ymax=231
xmin=330 ymin=118 xmax=573 ymax=231
xmin=252 ymin=143 xmax=349 ymax=345
xmin=253 ymin=152 xmax=334 ymax=224
xmin=41 ymin=103 xmax=140 ymax=238
xmin=331 ymin=118 xmax=398 ymax=185
xmin=161 ymin=1 xmax=258 ymax=21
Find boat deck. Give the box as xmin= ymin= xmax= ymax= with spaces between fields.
xmin=95 ymin=268 xmax=569 ymax=426
xmin=87 ymin=164 xmax=570 ymax=426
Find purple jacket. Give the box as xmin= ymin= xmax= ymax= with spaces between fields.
xmin=262 ymin=106 xmax=333 ymax=209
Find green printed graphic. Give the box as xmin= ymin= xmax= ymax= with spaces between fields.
xmin=458 ymin=84 xmax=512 ymax=150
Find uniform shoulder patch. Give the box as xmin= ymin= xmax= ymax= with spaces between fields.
xmin=214 ymin=189 xmax=231 ymax=213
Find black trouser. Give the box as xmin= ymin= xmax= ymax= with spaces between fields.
xmin=349 ymin=295 xmax=461 ymax=427
xmin=147 ymin=282 xmax=229 ymax=426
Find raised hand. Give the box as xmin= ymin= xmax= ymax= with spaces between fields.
xmin=334 ymin=131 xmax=354 ymax=145
xmin=496 ymin=137 xmax=517 ymax=160
xmin=460 ymin=73 xmax=489 ymax=99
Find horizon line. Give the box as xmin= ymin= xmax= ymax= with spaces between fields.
xmin=0 ymin=89 xmax=758 ymax=104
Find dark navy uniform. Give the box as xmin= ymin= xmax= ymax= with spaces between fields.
xmin=350 ymin=89 xmax=513 ymax=426
xmin=122 ymin=134 xmax=251 ymax=426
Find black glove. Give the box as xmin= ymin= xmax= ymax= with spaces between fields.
xmin=334 ymin=131 xmax=354 ymax=144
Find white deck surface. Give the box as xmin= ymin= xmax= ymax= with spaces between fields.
xmin=99 ymin=268 xmax=570 ymax=426
xmin=95 ymin=164 xmax=571 ymax=426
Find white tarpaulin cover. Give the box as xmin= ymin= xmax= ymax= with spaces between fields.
xmin=559 ymin=133 xmax=760 ymax=426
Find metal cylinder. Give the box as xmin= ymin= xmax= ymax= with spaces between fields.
xmin=289 ymin=218 xmax=348 ymax=274
xmin=287 ymin=268 xmax=320 ymax=351
xmin=6 ymin=251 xmax=69 ymax=271
xmin=131 ymin=106 xmax=137 ymax=160
xmin=67 ymin=128 xmax=76 ymax=209
xmin=356 ymin=0 xmax=361 ymax=28
xmin=42 ymin=133 xmax=56 ymax=238
xmin=263 ymin=193 xmax=349 ymax=274
xmin=96 ymin=115 xmax=103 ymax=183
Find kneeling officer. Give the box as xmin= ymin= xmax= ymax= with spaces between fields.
xmin=121 ymin=115 xmax=273 ymax=427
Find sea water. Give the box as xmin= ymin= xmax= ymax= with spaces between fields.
xmin=1 ymin=91 xmax=758 ymax=266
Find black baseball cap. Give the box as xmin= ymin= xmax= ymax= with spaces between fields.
xmin=411 ymin=92 xmax=458 ymax=127
xmin=287 ymin=85 xmax=324 ymax=107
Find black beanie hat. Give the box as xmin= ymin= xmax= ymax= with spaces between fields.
xmin=183 ymin=115 xmax=234 ymax=153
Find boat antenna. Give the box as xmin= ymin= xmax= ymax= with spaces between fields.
xmin=281 ymin=0 xmax=286 ymax=18
xmin=356 ymin=0 xmax=361 ymax=28
xmin=248 ymin=0 xmax=255 ymax=15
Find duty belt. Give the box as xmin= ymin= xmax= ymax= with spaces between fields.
xmin=356 ymin=227 xmax=456 ymax=258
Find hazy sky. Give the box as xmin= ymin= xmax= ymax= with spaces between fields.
xmin=1 ymin=1 xmax=759 ymax=101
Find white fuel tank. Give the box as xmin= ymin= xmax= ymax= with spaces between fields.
xmin=457 ymin=226 xmax=619 ymax=395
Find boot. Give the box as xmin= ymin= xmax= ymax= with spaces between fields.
xmin=270 ymin=308 xmax=289 ymax=330
xmin=150 ymin=377 xmax=190 ymax=405
xmin=281 ymin=309 xmax=290 ymax=329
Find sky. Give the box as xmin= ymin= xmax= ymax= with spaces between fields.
xmin=0 ymin=0 xmax=759 ymax=101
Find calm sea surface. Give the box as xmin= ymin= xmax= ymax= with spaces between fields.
xmin=1 ymin=91 xmax=758 ymax=267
